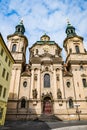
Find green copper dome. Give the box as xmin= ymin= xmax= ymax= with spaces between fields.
xmin=65 ymin=21 xmax=76 ymax=38
xmin=14 ymin=20 xmax=25 ymax=35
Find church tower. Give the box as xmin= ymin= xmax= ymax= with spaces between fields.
xmin=6 ymin=21 xmax=87 ymax=121
xmin=63 ymin=21 xmax=85 ymax=56
xmin=7 ymin=20 xmax=28 ymax=99
xmin=7 ymin=20 xmax=28 ymax=63
xmin=63 ymin=21 xmax=87 ymax=107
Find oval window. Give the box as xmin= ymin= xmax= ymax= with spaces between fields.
xmin=66 ymin=81 xmax=70 ymax=88
xmin=23 ymin=81 xmax=27 ymax=87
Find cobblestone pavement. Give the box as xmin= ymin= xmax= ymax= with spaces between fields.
xmin=0 ymin=120 xmax=87 ymax=130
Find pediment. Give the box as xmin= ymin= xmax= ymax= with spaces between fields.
xmin=21 ymin=71 xmax=31 ymax=77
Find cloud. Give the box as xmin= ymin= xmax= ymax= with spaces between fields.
xmin=0 ymin=0 xmax=87 ymax=63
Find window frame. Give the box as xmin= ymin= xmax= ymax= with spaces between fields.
xmin=23 ymin=81 xmax=27 ymax=87
xmin=6 ymin=72 xmax=9 ymax=81
xmin=5 ymin=55 xmax=8 ymax=62
xmin=12 ymin=44 xmax=16 ymax=52
xmin=36 ymin=49 xmax=38 ymax=54
xmin=68 ymin=99 xmax=74 ymax=108
xmin=21 ymin=99 xmax=26 ymax=108
xmin=0 ymin=85 xmax=2 ymax=97
xmin=44 ymin=73 xmax=50 ymax=88
xmin=82 ymin=78 xmax=87 ymax=88
xmin=2 ymin=68 xmax=6 ymax=78
xmin=66 ymin=81 xmax=71 ymax=88
xmin=3 ymin=88 xmax=6 ymax=98
xmin=75 ymin=45 xmax=80 ymax=54
xmin=1 ymin=48 xmax=4 ymax=56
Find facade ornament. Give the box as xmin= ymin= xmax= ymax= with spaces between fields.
xmin=41 ymin=92 xmax=53 ymax=100
xmin=34 ymin=74 xmax=37 ymax=80
xmin=56 ymin=74 xmax=59 ymax=81
xmin=57 ymin=89 xmax=62 ymax=99
xmin=32 ymin=89 xmax=38 ymax=99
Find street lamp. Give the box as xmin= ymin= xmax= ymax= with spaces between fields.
xmin=74 ymin=104 xmax=81 ymax=120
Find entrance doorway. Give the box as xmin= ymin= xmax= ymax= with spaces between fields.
xmin=43 ymin=97 xmax=52 ymax=115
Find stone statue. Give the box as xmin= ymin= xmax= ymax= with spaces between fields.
xmin=32 ymin=89 xmax=38 ymax=99
xmin=57 ymin=89 xmax=62 ymax=99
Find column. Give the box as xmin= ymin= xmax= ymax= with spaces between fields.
xmin=37 ymin=69 xmax=41 ymax=99
xmin=53 ymin=68 xmax=57 ymax=99
xmin=30 ymin=69 xmax=34 ymax=99
xmin=59 ymin=68 xmax=64 ymax=99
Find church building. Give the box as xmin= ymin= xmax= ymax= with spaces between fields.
xmin=6 ymin=21 xmax=87 ymax=121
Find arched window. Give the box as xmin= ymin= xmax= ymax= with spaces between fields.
xmin=12 ymin=44 xmax=16 ymax=52
xmin=21 ymin=99 xmax=26 ymax=108
xmin=69 ymin=99 xmax=73 ymax=108
xmin=80 ymin=65 xmax=83 ymax=70
xmin=36 ymin=49 xmax=38 ymax=54
xmin=44 ymin=74 xmax=50 ymax=88
xmin=82 ymin=78 xmax=87 ymax=87
xmin=75 ymin=45 xmax=80 ymax=53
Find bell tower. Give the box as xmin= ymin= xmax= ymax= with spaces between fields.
xmin=7 ymin=20 xmax=28 ymax=100
xmin=63 ymin=21 xmax=85 ymax=58
xmin=63 ymin=21 xmax=87 ymax=102
xmin=7 ymin=20 xmax=28 ymax=64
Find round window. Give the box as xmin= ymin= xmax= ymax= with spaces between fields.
xmin=23 ymin=81 xmax=27 ymax=87
xmin=66 ymin=81 xmax=70 ymax=88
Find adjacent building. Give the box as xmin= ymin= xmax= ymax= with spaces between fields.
xmin=6 ymin=21 xmax=87 ymax=121
xmin=0 ymin=33 xmax=14 ymax=125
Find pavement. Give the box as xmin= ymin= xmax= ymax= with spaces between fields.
xmin=0 ymin=120 xmax=87 ymax=130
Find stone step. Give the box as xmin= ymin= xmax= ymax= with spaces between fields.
xmin=38 ymin=114 xmax=62 ymax=122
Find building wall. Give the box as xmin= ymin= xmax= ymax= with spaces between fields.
xmin=6 ymin=32 xmax=87 ymax=121
xmin=0 ymin=34 xmax=14 ymax=125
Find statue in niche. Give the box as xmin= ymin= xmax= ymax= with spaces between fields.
xmin=32 ymin=89 xmax=38 ymax=99
xmin=57 ymin=89 xmax=62 ymax=99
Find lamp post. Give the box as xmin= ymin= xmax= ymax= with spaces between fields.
xmin=74 ymin=104 xmax=81 ymax=120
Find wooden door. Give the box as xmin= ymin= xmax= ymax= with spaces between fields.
xmin=43 ymin=99 xmax=52 ymax=114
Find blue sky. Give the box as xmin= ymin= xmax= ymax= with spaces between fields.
xmin=0 ymin=0 xmax=87 ymax=62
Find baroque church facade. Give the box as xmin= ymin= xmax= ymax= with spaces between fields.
xmin=6 ymin=21 xmax=87 ymax=120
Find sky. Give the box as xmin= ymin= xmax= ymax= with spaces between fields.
xmin=0 ymin=0 xmax=87 ymax=63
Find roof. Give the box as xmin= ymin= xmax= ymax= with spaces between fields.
xmin=36 ymin=41 xmax=55 ymax=44
xmin=0 ymin=33 xmax=15 ymax=63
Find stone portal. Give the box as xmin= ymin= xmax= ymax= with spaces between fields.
xmin=43 ymin=97 xmax=52 ymax=115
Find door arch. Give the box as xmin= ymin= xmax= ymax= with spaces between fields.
xmin=43 ymin=97 xmax=53 ymax=115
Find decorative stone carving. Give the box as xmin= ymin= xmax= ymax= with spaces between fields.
xmin=32 ymin=89 xmax=38 ymax=99
xmin=56 ymin=74 xmax=59 ymax=81
xmin=57 ymin=89 xmax=62 ymax=99
xmin=45 ymin=67 xmax=48 ymax=71
xmin=41 ymin=92 xmax=53 ymax=100
xmin=34 ymin=74 xmax=37 ymax=80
